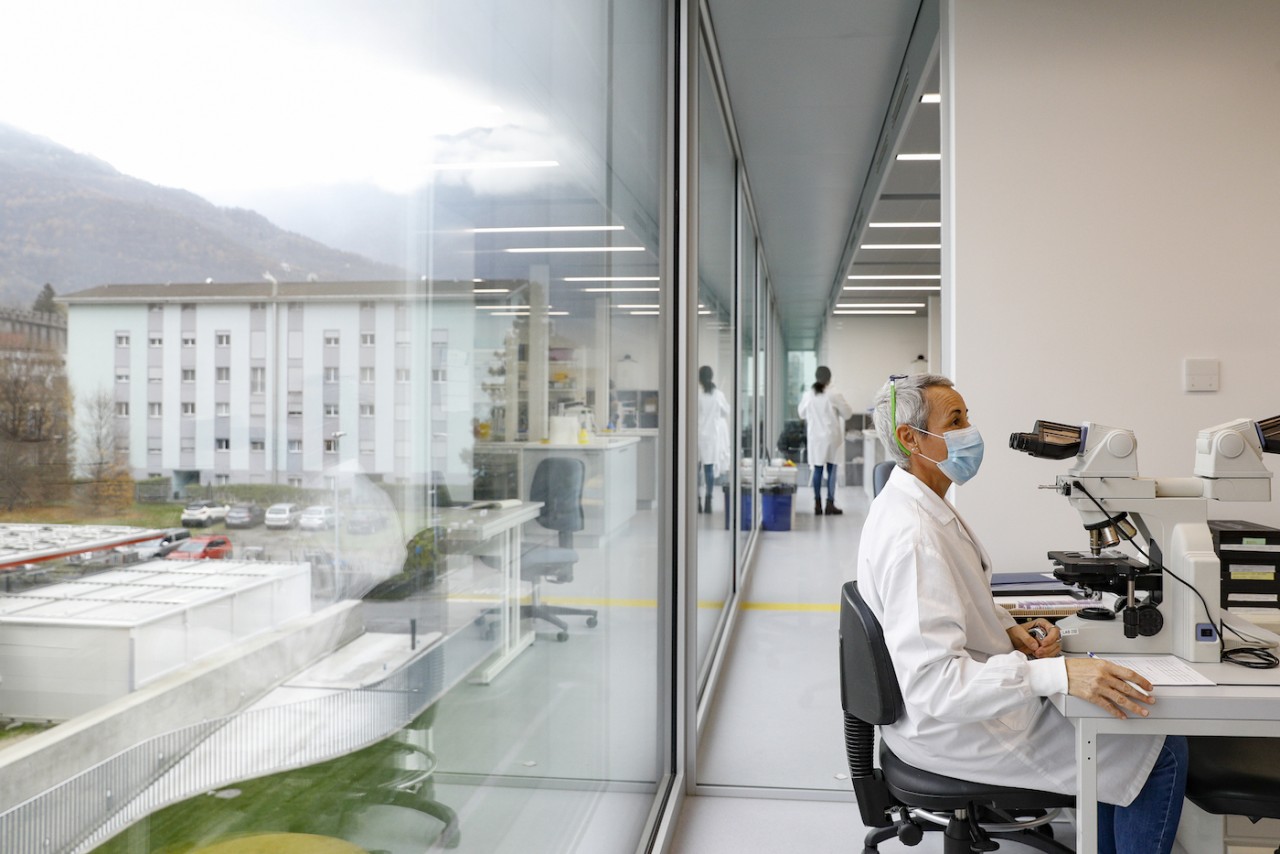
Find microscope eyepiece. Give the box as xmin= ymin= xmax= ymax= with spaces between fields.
xmin=1009 ymin=420 xmax=1082 ymax=460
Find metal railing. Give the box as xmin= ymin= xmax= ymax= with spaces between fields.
xmin=0 ymin=642 xmax=444 ymax=854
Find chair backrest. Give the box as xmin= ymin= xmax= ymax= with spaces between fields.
xmin=839 ymin=580 xmax=902 ymax=726
xmin=529 ymin=457 xmax=585 ymax=542
xmin=872 ymin=460 xmax=896 ymax=497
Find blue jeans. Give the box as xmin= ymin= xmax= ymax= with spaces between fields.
xmin=811 ymin=462 xmax=836 ymax=502
xmin=1097 ymin=735 xmax=1187 ymax=854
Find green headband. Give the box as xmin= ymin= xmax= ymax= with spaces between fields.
xmin=889 ymin=375 xmax=911 ymax=455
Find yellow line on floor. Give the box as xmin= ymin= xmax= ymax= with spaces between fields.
xmin=446 ymin=596 xmax=838 ymax=612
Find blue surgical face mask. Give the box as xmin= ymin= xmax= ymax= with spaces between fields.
xmin=913 ymin=425 xmax=984 ymax=485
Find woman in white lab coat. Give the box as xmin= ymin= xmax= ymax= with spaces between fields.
xmin=857 ymin=373 xmax=1187 ymax=854
xmin=697 ymin=366 xmax=731 ymax=514
xmin=797 ymin=366 xmax=852 ymax=515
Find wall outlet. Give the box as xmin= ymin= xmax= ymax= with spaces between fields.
xmin=1184 ymin=358 xmax=1219 ymax=392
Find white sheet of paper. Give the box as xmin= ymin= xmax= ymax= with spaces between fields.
xmin=1097 ymin=655 xmax=1216 ymax=686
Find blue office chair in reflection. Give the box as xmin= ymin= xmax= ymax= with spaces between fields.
xmin=521 ymin=457 xmax=598 ymax=642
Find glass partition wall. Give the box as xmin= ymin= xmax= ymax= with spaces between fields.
xmin=9 ymin=3 xmax=670 ymax=854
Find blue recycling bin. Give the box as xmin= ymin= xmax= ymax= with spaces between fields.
xmin=761 ymin=488 xmax=793 ymax=531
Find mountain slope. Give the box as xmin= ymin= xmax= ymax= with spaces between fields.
xmin=0 ymin=123 xmax=404 ymax=305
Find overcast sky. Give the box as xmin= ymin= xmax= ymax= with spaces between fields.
xmin=0 ymin=1 xmax=548 ymax=205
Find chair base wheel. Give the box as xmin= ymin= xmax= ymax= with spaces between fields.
xmin=556 ymin=630 xmax=569 ymax=642
xmin=586 ymin=616 xmax=598 ymax=628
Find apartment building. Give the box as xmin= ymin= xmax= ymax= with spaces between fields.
xmin=60 ymin=280 xmax=480 ymax=493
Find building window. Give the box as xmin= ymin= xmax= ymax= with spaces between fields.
xmin=325 ymin=333 xmax=340 ymax=347
xmin=432 ymin=368 xmax=447 ymax=382
xmin=359 ymin=439 xmax=375 ymax=454
xmin=361 ymin=333 xmax=375 ymax=346
xmin=182 ymin=369 xmax=196 ymax=383
xmin=149 ymin=335 xmax=163 ymax=348
xmin=361 ymin=367 xmax=375 ymax=384
xmin=287 ymin=476 xmax=303 ymax=488
xmin=251 ymin=302 xmax=266 ymax=311
xmin=148 ymin=303 xmax=162 ymax=312
xmin=360 ymin=404 xmax=375 ymax=417
xmin=216 ymin=367 xmax=230 ymax=383
xmin=288 ymin=439 xmax=302 ymax=453
xmin=182 ymin=334 xmax=196 ymax=348
xmin=324 ymin=438 xmax=339 ymax=453
xmin=215 ymin=474 xmax=229 ymax=485
xmin=115 ymin=402 xmax=129 ymax=416
xmin=324 ymin=367 xmax=339 ymax=383
xmin=215 ymin=438 xmax=230 ymax=451
xmin=148 ymin=403 xmax=162 ymax=418
xmin=250 ymin=439 xmax=265 ymax=452
xmin=216 ymin=402 xmax=230 ymax=416
xmin=116 ymin=333 xmax=130 ymax=347
xmin=250 ymin=367 xmax=265 ymax=394
xmin=216 ymin=332 xmax=231 ymax=347
xmin=396 ymin=369 xmax=411 ymax=383
xmin=116 ymin=372 xmax=129 ymax=383
xmin=324 ymin=403 xmax=339 ymax=417
xmin=182 ymin=402 xmax=196 ymax=416
xmin=360 ymin=301 xmax=375 ymax=310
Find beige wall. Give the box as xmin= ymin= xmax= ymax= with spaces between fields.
xmin=943 ymin=0 xmax=1280 ymax=571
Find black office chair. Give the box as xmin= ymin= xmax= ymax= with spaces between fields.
xmin=840 ymin=580 xmax=1074 ymax=853
xmin=1186 ymin=736 xmax=1280 ymax=850
xmin=872 ymin=459 xmax=896 ymax=497
xmin=521 ymin=457 xmax=598 ymax=642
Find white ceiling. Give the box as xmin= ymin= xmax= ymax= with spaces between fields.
xmin=704 ymin=0 xmax=939 ymax=351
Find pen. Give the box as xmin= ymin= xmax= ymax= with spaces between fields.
xmin=1087 ymin=652 xmax=1098 ymax=659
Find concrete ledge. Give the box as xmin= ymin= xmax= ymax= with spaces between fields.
xmin=0 ymin=600 xmax=363 ymax=813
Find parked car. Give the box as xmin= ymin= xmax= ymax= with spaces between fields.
xmin=165 ymin=535 xmax=233 ymax=560
xmin=132 ymin=528 xmax=192 ymax=560
xmin=299 ymin=505 xmax=337 ymax=531
xmin=225 ymin=503 xmax=266 ymax=529
xmin=265 ymin=503 xmax=303 ymax=529
xmin=345 ymin=508 xmax=389 ymax=535
xmin=180 ymin=499 xmax=230 ymax=528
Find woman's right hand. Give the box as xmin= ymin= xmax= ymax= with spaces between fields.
xmin=1064 ymin=657 xmax=1156 ymax=720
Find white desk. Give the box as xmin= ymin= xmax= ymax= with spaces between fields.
xmin=435 ymin=502 xmax=543 ymax=684
xmin=1050 ymin=659 xmax=1280 ymax=853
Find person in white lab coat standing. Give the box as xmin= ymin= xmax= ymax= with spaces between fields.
xmin=797 ymin=365 xmax=852 ymax=516
xmin=858 ymin=373 xmax=1186 ymax=854
xmin=697 ymin=365 xmax=731 ymax=515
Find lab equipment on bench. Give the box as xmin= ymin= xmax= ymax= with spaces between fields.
xmin=1009 ymin=416 xmax=1280 ymax=662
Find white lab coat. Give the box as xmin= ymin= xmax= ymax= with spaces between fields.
xmin=798 ymin=387 xmax=852 ymax=466
xmin=856 ymin=466 xmax=1163 ymax=806
xmin=698 ymin=386 xmax=731 ymax=476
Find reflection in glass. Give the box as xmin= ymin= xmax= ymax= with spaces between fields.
xmin=0 ymin=2 xmax=667 ymax=853
xmin=694 ymin=51 xmax=737 ymax=687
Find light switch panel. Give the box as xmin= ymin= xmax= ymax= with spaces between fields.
xmin=1184 ymin=358 xmax=1219 ymax=392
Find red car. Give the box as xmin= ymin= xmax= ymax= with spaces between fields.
xmin=165 ymin=535 xmax=233 ymax=560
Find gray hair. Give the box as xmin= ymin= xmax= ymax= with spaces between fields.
xmin=871 ymin=373 xmax=955 ymax=468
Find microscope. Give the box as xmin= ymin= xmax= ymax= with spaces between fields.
xmin=1009 ymin=416 xmax=1280 ymax=662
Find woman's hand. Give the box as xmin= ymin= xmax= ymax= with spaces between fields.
xmin=1064 ymin=658 xmax=1156 ymax=719
xmin=1008 ymin=619 xmax=1061 ymax=659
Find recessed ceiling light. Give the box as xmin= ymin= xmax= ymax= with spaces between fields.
xmin=473 ymin=288 xmax=510 ymax=294
xmin=431 ymin=160 xmax=559 ymax=170
xmin=615 ymin=304 xmax=659 ymax=309
xmin=584 ymin=287 xmax=660 ymax=293
xmin=476 ymin=304 xmax=531 ymax=310
xmin=847 ymin=274 xmax=941 ymax=280
xmin=505 ymin=246 xmax=645 ymax=253
xmin=473 ymin=225 xmax=623 ymax=233
xmin=833 ymin=310 xmax=918 ymax=315
xmin=868 ymin=222 xmax=941 ymax=229
xmin=564 ymin=276 xmax=660 ymax=282
xmin=920 ymin=93 xmax=941 ymax=104
xmin=859 ymin=243 xmax=941 ymax=250
xmin=630 ymin=310 xmax=660 ymax=316
xmin=895 ymin=153 xmax=941 ymax=161
xmin=472 ymin=278 xmax=484 ymax=282
xmin=844 ymin=285 xmax=941 ymax=292
xmin=837 ymin=303 xmax=926 ymax=309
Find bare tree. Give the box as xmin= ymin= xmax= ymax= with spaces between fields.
xmin=0 ymin=346 xmax=72 ymax=510
xmin=76 ymin=389 xmax=132 ymax=512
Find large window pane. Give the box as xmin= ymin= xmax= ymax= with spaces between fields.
xmin=2 ymin=3 xmax=668 ymax=853
xmin=694 ymin=51 xmax=737 ymax=688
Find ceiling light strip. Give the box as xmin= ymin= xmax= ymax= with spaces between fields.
xmin=505 ymin=246 xmax=645 ymax=253
xmin=843 ymin=286 xmax=941 ymax=292
xmin=473 ymin=225 xmax=624 ymax=234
